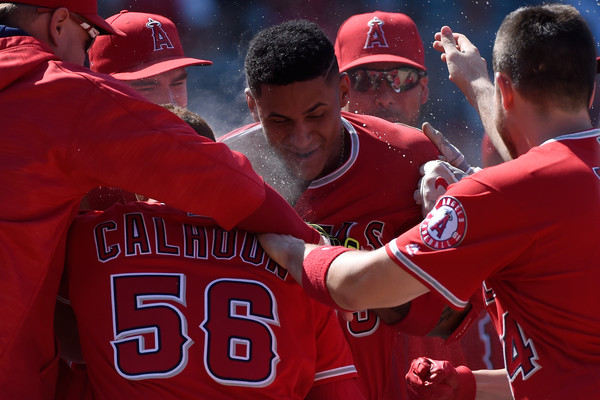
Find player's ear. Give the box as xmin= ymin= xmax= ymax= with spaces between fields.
xmin=47 ymin=7 xmax=70 ymax=47
xmin=339 ymin=72 xmax=351 ymax=109
xmin=495 ymin=72 xmax=514 ymax=111
xmin=245 ymin=88 xmax=260 ymax=122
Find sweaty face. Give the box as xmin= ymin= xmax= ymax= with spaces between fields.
xmin=248 ymin=76 xmax=345 ymax=182
xmin=346 ymin=62 xmax=428 ymax=127
xmin=125 ymin=67 xmax=189 ymax=107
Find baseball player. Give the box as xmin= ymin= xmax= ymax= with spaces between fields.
xmin=57 ymin=195 xmax=363 ymax=400
xmin=219 ymin=19 xmax=481 ymax=400
xmin=0 ymin=1 xmax=320 ymax=398
xmin=335 ymin=11 xmax=504 ymax=375
xmin=336 ymin=11 xmax=429 ymax=127
xmin=88 ymin=10 xmax=211 ymax=108
xmin=258 ymin=4 xmax=600 ymax=399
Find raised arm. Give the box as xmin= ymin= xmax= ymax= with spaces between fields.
xmin=432 ymin=26 xmax=511 ymax=162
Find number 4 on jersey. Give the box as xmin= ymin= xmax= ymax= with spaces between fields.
xmin=501 ymin=312 xmax=541 ymax=382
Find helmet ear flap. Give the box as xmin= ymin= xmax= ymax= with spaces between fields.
xmin=82 ymin=187 xmax=138 ymax=211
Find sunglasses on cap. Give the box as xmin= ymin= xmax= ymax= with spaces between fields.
xmin=37 ymin=7 xmax=99 ymax=51
xmin=348 ymin=67 xmax=426 ymax=93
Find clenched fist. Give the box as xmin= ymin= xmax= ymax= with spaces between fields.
xmin=405 ymin=357 xmax=476 ymax=400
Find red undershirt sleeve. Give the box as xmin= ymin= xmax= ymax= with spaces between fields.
xmin=235 ymin=184 xmax=321 ymax=244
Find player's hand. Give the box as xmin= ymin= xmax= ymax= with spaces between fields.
xmin=336 ymin=309 xmax=355 ymax=322
xmin=258 ymin=233 xmax=318 ymax=285
xmin=422 ymin=122 xmax=478 ymax=174
xmin=308 ymin=223 xmax=342 ymax=246
xmin=406 ymin=357 xmax=476 ymax=400
xmin=414 ymin=160 xmax=469 ymax=217
xmin=433 ymin=26 xmax=491 ymax=107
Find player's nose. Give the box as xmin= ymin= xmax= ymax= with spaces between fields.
xmin=375 ymin=88 xmax=396 ymax=109
xmin=289 ymin=122 xmax=314 ymax=149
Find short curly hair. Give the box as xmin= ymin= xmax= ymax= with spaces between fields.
xmin=244 ymin=19 xmax=338 ymax=97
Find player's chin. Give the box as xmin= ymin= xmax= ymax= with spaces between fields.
xmin=292 ymin=164 xmax=322 ymax=182
xmin=288 ymin=160 xmax=322 ymax=182
xmin=286 ymin=152 xmax=323 ymax=180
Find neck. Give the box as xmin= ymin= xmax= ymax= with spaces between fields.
xmin=317 ymin=125 xmax=346 ymax=180
xmin=508 ymin=98 xmax=593 ymax=156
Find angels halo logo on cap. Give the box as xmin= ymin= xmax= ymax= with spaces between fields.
xmin=363 ymin=16 xmax=389 ymax=49
xmin=420 ymin=196 xmax=467 ymax=250
xmin=145 ymin=17 xmax=175 ymax=51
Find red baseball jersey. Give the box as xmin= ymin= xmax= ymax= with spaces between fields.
xmin=225 ymin=111 xmax=446 ymax=399
xmin=386 ymin=129 xmax=600 ymax=398
xmin=0 ymin=32 xmax=317 ymax=398
xmin=63 ymin=201 xmax=357 ymax=399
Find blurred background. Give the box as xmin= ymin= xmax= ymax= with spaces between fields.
xmin=97 ymin=0 xmax=600 ymax=165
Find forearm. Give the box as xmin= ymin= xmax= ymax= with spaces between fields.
xmin=468 ymin=80 xmax=511 ymax=162
xmin=257 ymin=234 xmax=429 ymax=311
xmin=327 ymin=247 xmax=428 ymax=311
xmin=473 ymin=369 xmax=512 ymax=400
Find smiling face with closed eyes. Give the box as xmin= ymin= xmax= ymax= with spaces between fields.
xmin=246 ymin=74 xmax=350 ymax=183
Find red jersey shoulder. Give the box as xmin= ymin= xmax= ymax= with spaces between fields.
xmin=342 ymin=111 xmax=440 ymax=160
xmin=420 ymin=196 xmax=467 ymax=250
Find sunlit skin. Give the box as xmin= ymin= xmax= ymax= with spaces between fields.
xmin=345 ymin=62 xmax=428 ymax=126
xmin=125 ymin=67 xmax=189 ymax=107
xmin=246 ymin=74 xmax=350 ymax=183
xmin=33 ymin=8 xmax=90 ymax=66
xmin=64 ymin=16 xmax=92 ymax=66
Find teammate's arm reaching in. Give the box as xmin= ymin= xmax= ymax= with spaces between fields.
xmin=256 ymin=233 xmax=513 ymax=399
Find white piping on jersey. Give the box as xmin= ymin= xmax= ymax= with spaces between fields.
xmin=540 ymin=128 xmax=600 ymax=145
xmin=314 ymin=365 xmax=358 ymax=382
xmin=309 ymin=117 xmax=359 ymax=189
xmin=229 ymin=123 xmax=263 ymax=140
xmin=387 ymin=239 xmax=469 ymax=309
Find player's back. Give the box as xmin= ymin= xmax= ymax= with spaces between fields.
xmin=64 ymin=201 xmax=357 ymax=400
xmin=449 ymin=128 xmax=600 ymax=398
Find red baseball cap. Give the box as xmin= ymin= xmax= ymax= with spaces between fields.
xmin=335 ymin=12 xmax=426 ymax=73
xmin=17 ymin=0 xmax=123 ymax=36
xmin=88 ymin=10 xmax=212 ymax=80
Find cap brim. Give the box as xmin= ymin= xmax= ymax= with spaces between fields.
xmin=340 ymin=55 xmax=426 ymax=72
xmin=84 ymin=14 xmax=125 ymax=36
xmin=112 ymin=57 xmax=213 ymax=80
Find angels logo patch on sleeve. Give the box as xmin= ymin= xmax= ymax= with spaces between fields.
xmin=420 ymin=196 xmax=467 ymax=249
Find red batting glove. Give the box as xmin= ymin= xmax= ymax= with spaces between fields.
xmin=406 ymin=357 xmax=476 ymax=400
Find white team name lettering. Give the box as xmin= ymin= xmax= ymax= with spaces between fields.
xmin=92 ymin=213 xmax=287 ymax=280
